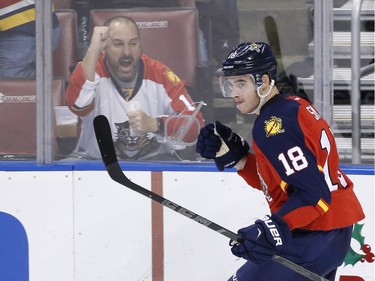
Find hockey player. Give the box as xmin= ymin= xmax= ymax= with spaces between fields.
xmin=196 ymin=42 xmax=365 ymax=280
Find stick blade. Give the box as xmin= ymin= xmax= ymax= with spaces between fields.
xmin=93 ymin=115 xmax=118 ymax=166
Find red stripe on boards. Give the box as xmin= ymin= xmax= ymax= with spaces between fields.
xmin=152 ymin=172 xmax=164 ymax=281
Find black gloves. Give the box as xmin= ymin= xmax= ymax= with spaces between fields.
xmin=231 ymin=215 xmax=291 ymax=264
xmin=196 ymin=121 xmax=249 ymax=171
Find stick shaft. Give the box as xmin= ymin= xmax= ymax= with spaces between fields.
xmin=107 ymin=162 xmax=328 ymax=281
xmin=107 ymin=162 xmax=243 ymax=242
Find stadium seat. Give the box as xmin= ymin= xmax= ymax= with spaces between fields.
xmin=54 ymin=9 xmax=78 ymax=84
xmin=179 ymin=0 xmax=196 ymax=7
xmin=53 ymin=0 xmax=72 ymax=9
xmin=0 ymin=78 xmax=65 ymax=157
xmin=90 ymin=8 xmax=199 ymax=88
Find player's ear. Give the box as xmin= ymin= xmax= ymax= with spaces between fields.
xmin=262 ymin=73 xmax=270 ymax=85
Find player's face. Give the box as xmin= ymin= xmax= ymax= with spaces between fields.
xmin=104 ymin=21 xmax=141 ymax=82
xmin=220 ymin=75 xmax=259 ymax=114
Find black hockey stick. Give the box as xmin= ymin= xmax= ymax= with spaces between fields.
xmin=93 ymin=115 xmax=329 ymax=281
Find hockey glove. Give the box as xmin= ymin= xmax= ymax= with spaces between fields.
xmin=213 ymin=121 xmax=249 ymax=171
xmin=230 ymin=215 xmax=291 ymax=264
xmin=196 ymin=123 xmax=221 ymax=159
xmin=196 ymin=121 xmax=249 ymax=171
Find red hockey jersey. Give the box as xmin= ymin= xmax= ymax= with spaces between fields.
xmin=238 ymin=94 xmax=364 ymax=231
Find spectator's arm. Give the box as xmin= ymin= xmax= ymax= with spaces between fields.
xmin=82 ymin=26 xmax=109 ymax=81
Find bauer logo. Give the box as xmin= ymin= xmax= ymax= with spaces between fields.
xmin=0 ymin=92 xmax=36 ymax=104
xmin=262 ymin=216 xmax=283 ymax=246
xmin=0 ymin=211 xmax=29 ymax=280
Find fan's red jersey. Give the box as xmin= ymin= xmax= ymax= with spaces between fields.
xmin=65 ymin=53 xmax=204 ymax=160
xmin=239 ymin=94 xmax=364 ymax=231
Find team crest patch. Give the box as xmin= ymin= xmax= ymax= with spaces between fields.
xmin=264 ymin=116 xmax=285 ymax=137
xmin=164 ymin=69 xmax=181 ymax=85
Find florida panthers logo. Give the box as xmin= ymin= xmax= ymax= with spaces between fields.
xmin=264 ymin=116 xmax=285 ymax=137
xmin=164 ymin=69 xmax=181 ymax=85
xmin=248 ymin=43 xmax=262 ymax=52
xmin=228 ymin=43 xmax=262 ymax=59
xmin=114 ymin=121 xmax=159 ymax=160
